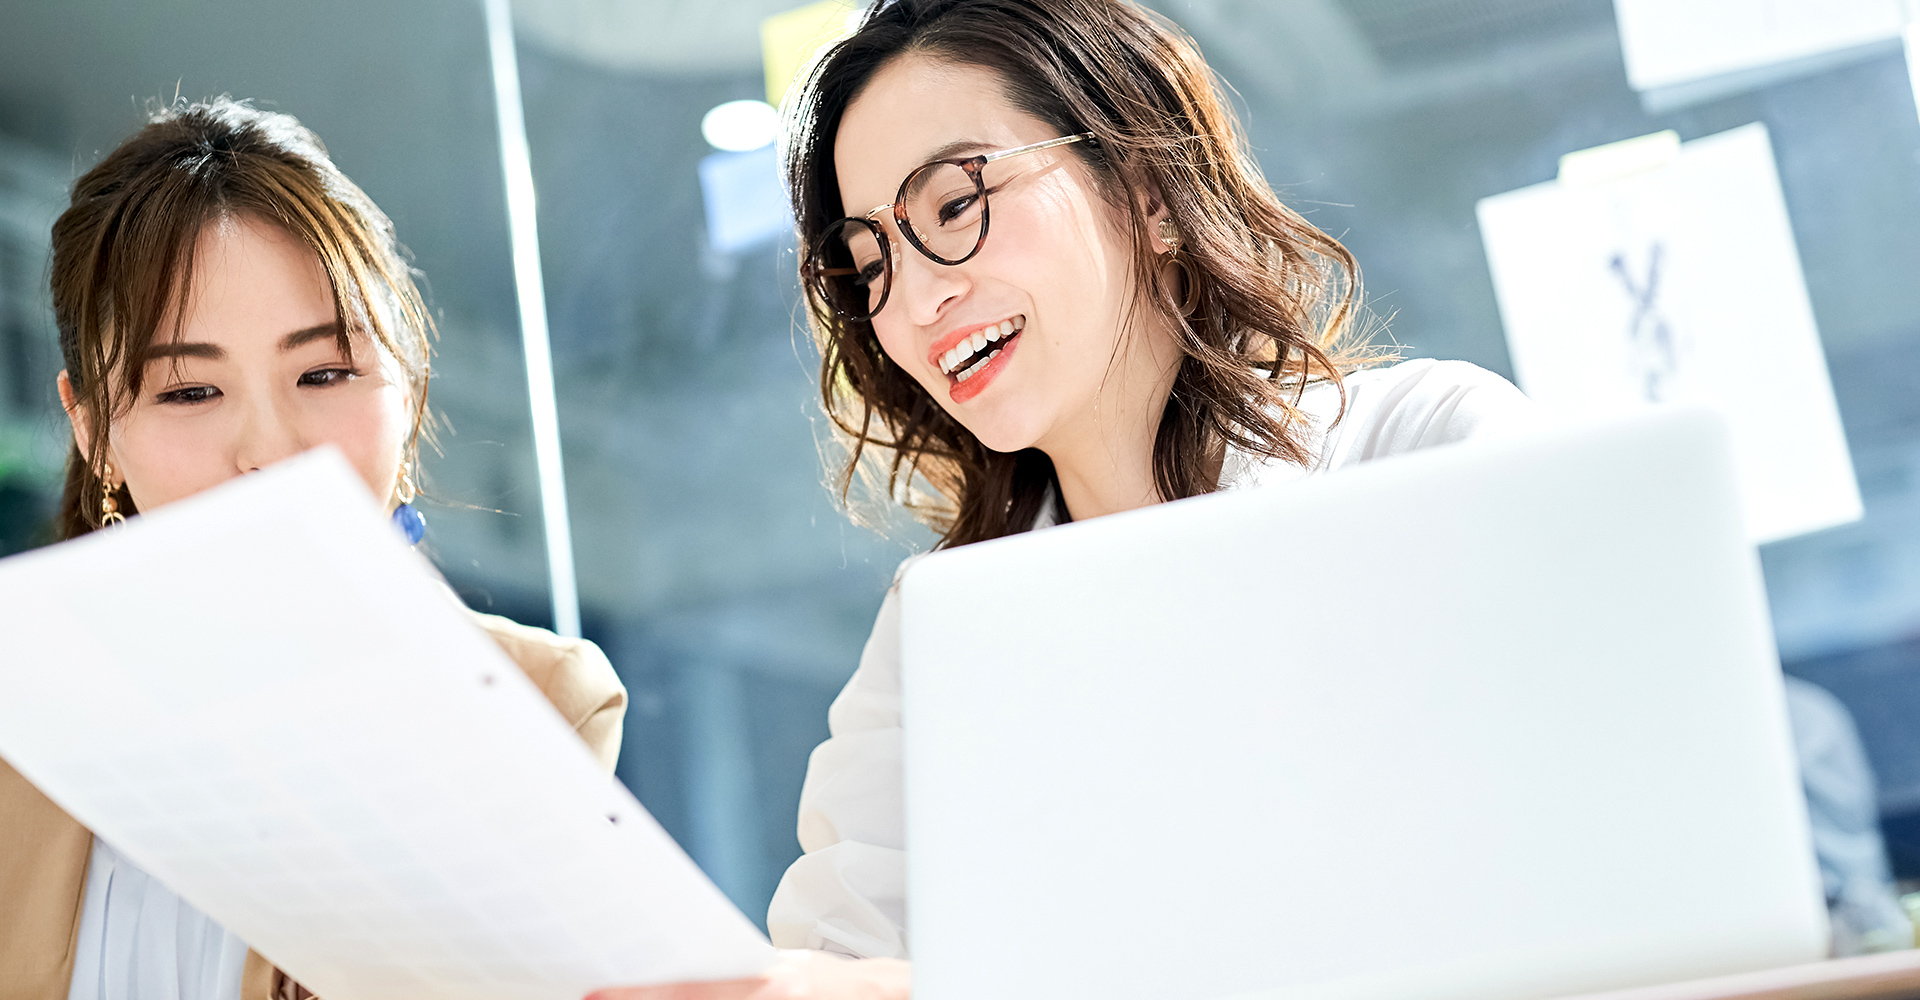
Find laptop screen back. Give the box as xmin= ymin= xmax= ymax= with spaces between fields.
xmin=899 ymin=409 xmax=1826 ymax=1000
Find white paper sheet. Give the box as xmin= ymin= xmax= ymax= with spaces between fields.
xmin=1476 ymin=123 xmax=1861 ymax=544
xmin=1613 ymin=0 xmax=1906 ymax=102
xmin=0 ymin=449 xmax=773 ymax=1000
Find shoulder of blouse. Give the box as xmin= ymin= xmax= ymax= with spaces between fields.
xmin=0 ymin=756 xmax=92 ymax=1000
xmin=464 ymin=609 xmax=629 ymax=775
xmin=1330 ymin=357 xmax=1538 ymax=451
xmin=1235 ymin=358 xmax=1537 ymax=486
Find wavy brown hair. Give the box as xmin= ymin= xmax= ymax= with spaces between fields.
xmin=790 ymin=0 xmax=1385 ymax=547
xmin=50 ymin=97 xmax=434 ymax=540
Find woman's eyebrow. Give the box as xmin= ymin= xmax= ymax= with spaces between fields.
xmin=280 ymin=323 xmax=343 ymax=351
xmin=144 ymin=341 xmax=222 ymax=361
xmin=924 ymin=139 xmax=992 ymax=161
xmin=900 ymin=140 xmax=993 ymax=202
xmin=141 ymin=323 xmax=341 ymax=362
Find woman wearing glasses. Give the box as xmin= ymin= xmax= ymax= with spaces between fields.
xmin=592 ymin=0 xmax=1532 ymax=996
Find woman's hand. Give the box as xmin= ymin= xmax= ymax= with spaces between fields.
xmin=586 ymin=950 xmax=910 ymax=1000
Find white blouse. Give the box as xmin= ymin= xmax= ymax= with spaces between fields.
xmin=67 ymin=838 xmax=249 ymax=1000
xmin=764 ymin=358 xmax=1541 ymax=958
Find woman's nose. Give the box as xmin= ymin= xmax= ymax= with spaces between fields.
xmin=893 ymin=248 xmax=969 ymax=326
xmin=232 ymin=395 xmax=306 ymax=473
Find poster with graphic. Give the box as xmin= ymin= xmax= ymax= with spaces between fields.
xmin=1476 ymin=123 xmax=1861 ymax=544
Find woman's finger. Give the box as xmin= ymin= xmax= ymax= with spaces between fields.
xmin=585 ymin=978 xmax=768 ymax=1000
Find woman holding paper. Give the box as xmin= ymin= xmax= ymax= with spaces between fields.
xmin=0 ymin=99 xmax=628 ymax=1000
xmin=593 ymin=0 xmax=1533 ymax=997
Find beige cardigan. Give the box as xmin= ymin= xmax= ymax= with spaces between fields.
xmin=0 ymin=609 xmax=628 ymax=1000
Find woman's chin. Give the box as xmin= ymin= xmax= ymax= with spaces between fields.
xmin=963 ymin=420 xmax=1042 ymax=457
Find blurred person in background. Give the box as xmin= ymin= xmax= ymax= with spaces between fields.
xmin=0 ymin=98 xmax=627 ymax=1000
xmin=593 ymin=0 xmax=1536 ymax=996
xmin=1784 ymin=677 xmax=1913 ymax=955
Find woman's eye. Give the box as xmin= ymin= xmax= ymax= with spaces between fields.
xmin=299 ymin=367 xmax=358 ymax=387
xmin=853 ymin=260 xmax=885 ymax=288
xmin=155 ymin=385 xmax=219 ymax=405
xmin=936 ymin=193 xmax=979 ymax=226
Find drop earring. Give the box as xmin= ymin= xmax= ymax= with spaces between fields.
xmin=1157 ymin=216 xmax=1183 ymax=252
xmin=391 ymin=465 xmax=425 ymax=545
xmin=100 ymin=464 xmax=125 ymax=528
xmin=1156 ymin=218 xmax=1201 ymax=317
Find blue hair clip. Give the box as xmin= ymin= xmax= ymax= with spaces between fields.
xmin=392 ymin=501 xmax=426 ymax=545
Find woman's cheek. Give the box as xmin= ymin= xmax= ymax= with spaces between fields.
xmin=874 ymin=323 xmax=942 ymax=396
xmin=111 ymin=411 xmax=229 ymax=511
xmin=322 ymin=382 xmax=411 ymax=504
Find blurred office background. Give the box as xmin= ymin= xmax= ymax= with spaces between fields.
xmin=3 ymin=0 xmax=1920 ymax=926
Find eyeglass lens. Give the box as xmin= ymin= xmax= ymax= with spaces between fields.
xmin=812 ymin=219 xmax=890 ymax=320
xmin=811 ymin=160 xmax=987 ymax=320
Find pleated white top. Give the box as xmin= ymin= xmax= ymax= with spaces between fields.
xmin=66 ymin=838 xmax=249 ymax=1000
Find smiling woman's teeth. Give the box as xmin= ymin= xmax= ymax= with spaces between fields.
xmin=940 ymin=316 xmax=1024 ymax=377
xmin=956 ymin=350 xmax=998 ymax=383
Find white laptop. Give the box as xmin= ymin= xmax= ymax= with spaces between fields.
xmin=897 ymin=408 xmax=1828 ymax=1000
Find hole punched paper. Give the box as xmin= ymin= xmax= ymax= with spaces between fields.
xmin=0 ymin=448 xmax=773 ymax=1000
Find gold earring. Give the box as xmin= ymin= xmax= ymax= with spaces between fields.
xmin=1157 ymin=217 xmax=1183 ymax=253
xmin=1165 ymin=254 xmax=1202 ymax=317
xmin=100 ymin=463 xmax=126 ymax=527
xmin=395 ymin=464 xmax=417 ymax=505
xmin=1156 ymin=218 xmax=1199 ymax=316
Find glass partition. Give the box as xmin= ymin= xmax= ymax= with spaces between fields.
xmin=3 ymin=0 xmax=1920 ymax=925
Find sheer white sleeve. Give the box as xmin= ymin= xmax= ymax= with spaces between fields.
xmin=767 ymin=577 xmax=912 ymax=959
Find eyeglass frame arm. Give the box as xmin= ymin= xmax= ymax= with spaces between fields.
xmin=857 ymin=132 xmax=1096 ymax=223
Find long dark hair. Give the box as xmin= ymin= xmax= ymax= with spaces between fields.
xmin=50 ymin=97 xmax=434 ymax=540
xmin=790 ymin=0 xmax=1385 ymax=547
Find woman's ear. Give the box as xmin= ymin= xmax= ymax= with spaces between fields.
xmin=57 ymin=370 xmax=97 ymax=460
xmin=1134 ymin=178 xmax=1174 ymax=256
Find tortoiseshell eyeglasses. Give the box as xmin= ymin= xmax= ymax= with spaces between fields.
xmin=804 ymin=133 xmax=1096 ymax=321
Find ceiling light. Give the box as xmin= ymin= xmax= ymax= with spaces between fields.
xmin=701 ymin=100 xmax=780 ymax=152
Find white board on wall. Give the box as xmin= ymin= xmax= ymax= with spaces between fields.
xmin=1476 ymin=123 xmax=1861 ymax=544
xmin=1613 ymin=0 xmax=1907 ymax=108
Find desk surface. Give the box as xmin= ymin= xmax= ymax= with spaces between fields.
xmin=1555 ymin=950 xmax=1920 ymax=1000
